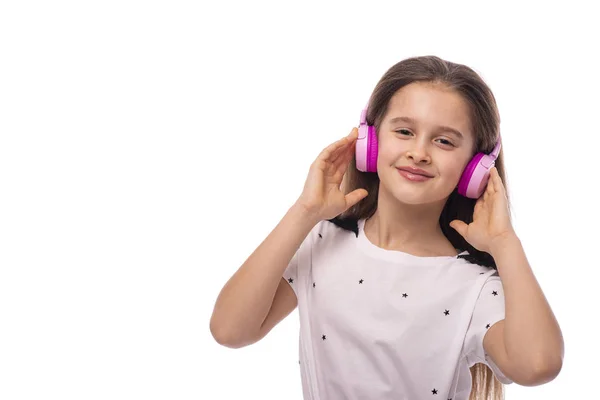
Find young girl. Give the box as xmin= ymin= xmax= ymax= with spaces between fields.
xmin=210 ymin=56 xmax=564 ymax=400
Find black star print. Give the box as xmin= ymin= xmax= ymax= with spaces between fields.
xmin=288 ymin=277 xmax=294 ymax=284
xmin=492 ymin=291 xmax=498 ymax=296
xmin=359 ymin=279 xmax=364 ymax=284
xmin=444 ymin=309 xmax=450 ymax=316
xmin=318 ymin=233 xmax=322 ymax=238
xmin=432 ymin=388 xmax=438 ymax=395
xmin=322 ymin=334 xmax=326 ymax=340
xmin=402 ymin=293 xmax=408 ymax=298
xmin=486 ymin=323 xmax=491 ymax=329
xmin=313 ymin=282 xmax=316 ymax=288
xmin=479 ymin=272 xmax=484 ymax=275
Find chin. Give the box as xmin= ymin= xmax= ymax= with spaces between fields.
xmin=386 ymin=181 xmax=453 ymax=206
xmin=395 ymin=192 xmax=444 ymax=206
xmin=383 ymin=186 xmax=431 ymax=205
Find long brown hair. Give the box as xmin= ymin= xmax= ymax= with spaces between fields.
xmin=340 ymin=55 xmax=511 ymax=400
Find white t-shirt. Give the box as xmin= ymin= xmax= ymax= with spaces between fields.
xmin=283 ymin=218 xmax=512 ymax=400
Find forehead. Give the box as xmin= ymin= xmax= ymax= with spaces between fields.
xmin=384 ymin=82 xmax=473 ymax=139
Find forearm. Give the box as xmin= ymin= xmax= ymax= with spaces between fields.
xmin=210 ymin=203 xmax=320 ymax=344
xmin=490 ymin=234 xmax=564 ymax=372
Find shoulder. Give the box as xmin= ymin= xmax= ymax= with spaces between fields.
xmin=449 ymin=253 xmax=499 ymax=284
xmin=306 ymin=216 xmax=359 ymax=244
xmin=457 ymin=247 xmax=498 ymax=270
xmin=301 ymin=216 xmax=359 ymax=256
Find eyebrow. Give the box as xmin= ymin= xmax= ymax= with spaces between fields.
xmin=388 ymin=116 xmax=465 ymax=139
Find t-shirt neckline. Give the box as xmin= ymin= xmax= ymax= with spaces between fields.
xmin=355 ymin=218 xmax=469 ymax=265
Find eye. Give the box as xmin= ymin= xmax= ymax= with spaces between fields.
xmin=394 ymin=129 xmax=455 ymax=147
xmin=437 ymin=138 xmax=455 ymax=147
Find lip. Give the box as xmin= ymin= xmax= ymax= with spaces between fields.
xmin=396 ymin=166 xmax=434 ymax=178
xmin=398 ymin=169 xmax=432 ymax=182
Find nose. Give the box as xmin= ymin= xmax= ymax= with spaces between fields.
xmin=406 ymin=141 xmax=431 ymax=164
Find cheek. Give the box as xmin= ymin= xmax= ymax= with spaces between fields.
xmin=456 ymin=151 xmax=474 ymax=171
xmin=377 ymin=145 xmax=395 ymax=163
xmin=377 ymin=136 xmax=405 ymax=161
xmin=447 ymin=156 xmax=472 ymax=182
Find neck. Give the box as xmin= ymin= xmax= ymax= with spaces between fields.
xmin=364 ymin=185 xmax=451 ymax=252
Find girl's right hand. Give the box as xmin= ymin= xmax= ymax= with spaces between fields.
xmin=295 ymin=127 xmax=369 ymax=221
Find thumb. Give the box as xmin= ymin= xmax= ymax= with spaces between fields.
xmin=449 ymin=220 xmax=468 ymax=238
xmin=345 ymin=189 xmax=369 ymax=209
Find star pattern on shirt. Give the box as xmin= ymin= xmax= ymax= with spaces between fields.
xmin=287 ymin=227 xmax=505 ymax=397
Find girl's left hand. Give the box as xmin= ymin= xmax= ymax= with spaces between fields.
xmin=449 ymin=166 xmax=516 ymax=254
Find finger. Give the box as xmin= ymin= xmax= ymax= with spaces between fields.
xmin=474 ymin=197 xmax=484 ymax=215
xmin=449 ymin=219 xmax=468 ymax=238
xmin=344 ymin=188 xmax=369 ymax=208
xmin=491 ymin=167 xmax=503 ymax=193
xmin=333 ymin=137 xmax=356 ymax=174
xmin=320 ymin=128 xmax=357 ymax=164
xmin=330 ymin=128 xmax=358 ymax=164
xmin=317 ymin=138 xmax=347 ymax=164
xmin=486 ymin=173 xmax=495 ymax=195
xmin=331 ymin=136 xmax=356 ymax=166
xmin=331 ymin=150 xmax=354 ymax=186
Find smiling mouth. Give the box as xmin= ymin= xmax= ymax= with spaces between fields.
xmin=397 ymin=169 xmax=433 ymax=182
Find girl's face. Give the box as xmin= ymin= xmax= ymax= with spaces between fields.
xmin=376 ymin=81 xmax=476 ymax=205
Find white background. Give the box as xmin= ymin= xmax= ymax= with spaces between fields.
xmin=1 ymin=1 xmax=597 ymax=399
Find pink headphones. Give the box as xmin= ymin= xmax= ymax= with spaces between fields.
xmin=355 ymin=102 xmax=501 ymax=199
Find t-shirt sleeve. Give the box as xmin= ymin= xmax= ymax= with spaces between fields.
xmin=464 ymin=272 xmax=513 ymax=384
xmin=283 ymin=249 xmax=300 ymax=297
xmin=282 ymin=221 xmax=321 ymax=298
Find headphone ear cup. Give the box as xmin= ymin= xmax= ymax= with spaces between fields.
xmin=458 ymin=153 xmax=495 ymax=198
xmin=356 ymin=103 xmax=378 ymax=172
xmin=366 ymin=125 xmax=378 ymax=172
xmin=356 ymin=123 xmax=378 ymax=172
xmin=355 ymin=124 xmax=368 ymax=172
